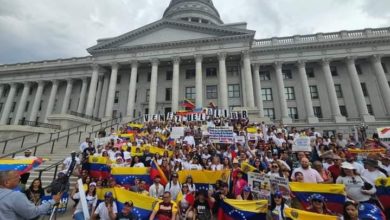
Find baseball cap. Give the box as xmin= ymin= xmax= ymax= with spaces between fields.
xmin=104 ymin=191 xmax=113 ymax=198
xmin=89 ymin=182 xmax=97 ymax=187
xmin=124 ymin=201 xmax=133 ymax=207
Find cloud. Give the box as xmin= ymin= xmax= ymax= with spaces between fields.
xmin=0 ymin=0 xmax=389 ymax=64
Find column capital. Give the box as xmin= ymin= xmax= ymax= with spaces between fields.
xmin=345 ymin=56 xmax=356 ymax=65
xmin=273 ymin=61 xmax=283 ymax=69
xmin=241 ymin=50 xmax=250 ymax=59
xmin=172 ymin=57 xmax=181 ymax=64
xmin=81 ymin=77 xmax=88 ymax=83
xmin=296 ymin=60 xmax=306 ymax=68
xmin=66 ymin=78 xmax=74 ymax=84
xmin=252 ymin=63 xmax=260 ymax=70
xmin=111 ymin=62 xmax=119 ymax=70
xmin=23 ymin=82 xmax=32 ymax=87
xmin=130 ymin=60 xmax=139 ymax=68
xmin=36 ymin=80 xmax=45 ymax=87
xmin=150 ymin=59 xmax=159 ymax=66
xmin=370 ymin=54 xmax=383 ymax=63
xmin=320 ymin=58 xmax=332 ymax=66
xmin=217 ymin=52 xmax=227 ymax=61
xmin=194 ymin=55 xmax=203 ymax=62
xmin=91 ymin=63 xmax=100 ymax=71
xmin=51 ymin=79 xmax=59 ymax=85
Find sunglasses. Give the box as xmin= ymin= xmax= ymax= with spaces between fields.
xmin=313 ymin=199 xmax=323 ymax=203
xmin=272 ymin=166 xmax=279 ymax=168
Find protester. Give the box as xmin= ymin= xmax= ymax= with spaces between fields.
xmin=25 ymin=178 xmax=45 ymax=206
xmin=193 ymin=190 xmax=212 ymax=220
xmin=116 ymin=201 xmax=140 ymax=220
xmin=0 ymin=170 xmax=61 ymax=219
xmin=291 ymin=158 xmax=323 ymax=183
xmin=269 ymin=191 xmax=289 ymax=220
xmin=92 ymin=191 xmax=117 ymax=220
xmin=341 ymin=201 xmax=359 ymax=220
xmin=72 ymin=182 xmax=97 ymax=220
xmin=149 ymin=191 xmax=178 ymax=220
xmin=149 ymin=176 xmax=164 ymax=199
xmin=178 ymin=184 xmax=194 ymax=220
xmin=306 ymin=194 xmax=334 ymax=215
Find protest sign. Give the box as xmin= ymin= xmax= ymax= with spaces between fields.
xmin=41 ymin=192 xmax=69 ymax=215
xmin=170 ymin=127 xmax=185 ymax=139
xmin=269 ymin=175 xmax=290 ymax=201
xmin=247 ymin=172 xmax=271 ymax=200
xmin=208 ymin=128 xmax=234 ymax=144
xmin=292 ymin=137 xmax=311 ymax=152
xmin=235 ymin=136 xmax=246 ymax=145
xmin=377 ymin=127 xmax=390 ymax=145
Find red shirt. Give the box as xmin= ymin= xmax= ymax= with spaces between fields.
xmin=327 ymin=165 xmax=341 ymax=182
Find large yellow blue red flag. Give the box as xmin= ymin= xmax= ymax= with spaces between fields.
xmin=177 ymin=170 xmax=230 ymax=191
xmin=87 ymin=156 xmax=111 ymax=179
xmin=111 ymin=167 xmax=152 ymax=186
xmin=0 ymin=158 xmax=43 ymax=174
xmin=150 ymin=159 xmax=168 ymax=186
xmin=284 ymin=207 xmax=338 ymax=220
xmin=289 ymin=182 xmax=346 ymax=214
xmin=217 ymin=199 xmax=268 ymax=220
xmin=375 ymin=177 xmax=390 ymax=210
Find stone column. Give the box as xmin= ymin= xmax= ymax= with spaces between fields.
xmin=29 ymin=81 xmax=45 ymax=122
xmin=242 ymin=51 xmax=255 ymax=108
xmin=218 ymin=53 xmax=229 ymax=109
xmin=13 ymin=82 xmax=31 ymax=125
xmin=252 ymin=64 xmax=265 ymax=117
xmin=149 ymin=59 xmax=159 ymax=115
xmin=370 ymin=55 xmax=390 ymax=115
xmin=297 ymin=60 xmax=318 ymax=123
xmin=0 ymin=83 xmax=17 ymax=125
xmin=0 ymin=85 xmax=4 ymax=100
xmin=61 ymin=79 xmax=73 ymax=114
xmin=98 ymin=73 xmax=110 ymax=118
xmin=171 ymin=57 xmax=180 ymax=112
xmin=105 ymin=63 xmax=119 ymax=118
xmin=44 ymin=80 xmax=59 ymax=123
xmin=240 ymin=64 xmax=247 ymax=107
xmin=126 ymin=61 xmax=138 ymax=119
xmin=77 ymin=77 xmax=88 ymax=113
xmin=93 ymin=75 xmax=103 ymax=118
xmin=195 ymin=55 xmax=203 ymax=108
xmin=345 ymin=57 xmax=374 ymax=122
xmin=273 ymin=62 xmax=292 ymax=124
xmin=85 ymin=64 xmax=99 ymax=116
xmin=321 ymin=59 xmax=345 ymax=122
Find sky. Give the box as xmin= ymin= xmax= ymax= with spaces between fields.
xmin=0 ymin=0 xmax=389 ymax=64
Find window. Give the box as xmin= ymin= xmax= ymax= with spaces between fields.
xmin=7 ymin=118 xmax=12 ymax=125
xmin=24 ymin=101 xmax=30 ymax=112
xmin=147 ymin=72 xmax=151 ymax=82
xmin=144 ymin=108 xmax=149 ymax=115
xmin=306 ymin=67 xmax=315 ymax=78
xmin=136 ymin=74 xmax=139 ymax=83
xmin=10 ymin=102 xmax=16 ymax=112
xmin=260 ymin=71 xmax=271 ymax=81
xmin=206 ymin=68 xmax=217 ymax=77
xmin=114 ymin=91 xmax=119 ymax=104
xmin=367 ymin=105 xmax=373 ymax=115
xmin=282 ymin=69 xmax=293 ymax=79
xmin=3 ymin=88 xmax=9 ymax=97
xmin=228 ymin=84 xmax=240 ymax=98
xmin=133 ymin=109 xmax=136 ymax=118
xmin=361 ymin=83 xmax=368 ymax=97
xmin=185 ymin=87 xmax=196 ymax=99
xmin=135 ymin=90 xmax=137 ymax=103
xmin=117 ymin=75 xmax=121 ymax=84
xmin=356 ymin=65 xmax=363 ymax=75
xmin=16 ymin=87 xmax=22 ymax=97
xmin=340 ymin=105 xmax=348 ymax=117
xmin=262 ymin=88 xmax=273 ymax=101
xmin=264 ymin=108 xmax=275 ymax=119
xmin=38 ymin=100 xmax=43 ymax=111
xmin=309 ymin=86 xmax=319 ymax=99
xmin=330 ymin=66 xmax=338 ymax=76
xmin=166 ymin=71 xmax=172 ymax=81
xmin=335 ymin=84 xmax=343 ymax=98
xmin=313 ymin=106 xmax=323 ymax=118
xmin=288 ymin=107 xmax=298 ymax=119
xmin=206 ymin=85 xmax=218 ymax=99
xmin=185 ymin=69 xmax=196 ymax=79
xmin=227 ymin=66 xmax=239 ymax=76
xmin=165 ymin=88 xmax=172 ymax=101
xmin=29 ymin=87 xmax=33 ymax=95
xmin=68 ymin=99 xmax=72 ymax=110
xmin=382 ymin=62 xmax=388 ymax=73
xmin=53 ymin=99 xmax=58 ymax=112
xmin=0 ymin=103 xmax=3 ymax=113
xmin=112 ymin=110 xmax=117 ymax=118
xmin=146 ymin=90 xmax=150 ymax=102
xmin=284 ymin=87 xmax=295 ymax=100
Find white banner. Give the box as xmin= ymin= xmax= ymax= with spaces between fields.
xmin=208 ymin=127 xmax=234 ymax=144
xmin=292 ymin=137 xmax=311 ymax=152
xmin=170 ymin=127 xmax=185 ymax=139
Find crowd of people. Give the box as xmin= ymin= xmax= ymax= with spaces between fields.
xmin=0 ymin=116 xmax=389 ymax=220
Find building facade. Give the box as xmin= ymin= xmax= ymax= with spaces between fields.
xmin=0 ymin=0 xmax=390 ymax=132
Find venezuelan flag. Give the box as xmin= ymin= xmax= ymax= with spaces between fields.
xmin=131 ymin=145 xmax=173 ymax=157
xmin=284 ymin=207 xmax=338 ymax=220
xmin=111 ymin=167 xmax=152 ymax=186
xmin=88 ymin=156 xmax=111 ymax=179
xmin=247 ymin=127 xmax=257 ymax=134
xmin=375 ymin=177 xmax=390 ymax=210
xmin=0 ymin=158 xmax=43 ymax=174
xmin=96 ymin=187 xmax=115 ymax=201
xmin=241 ymin=161 xmax=257 ymax=173
xmin=289 ymin=182 xmax=346 ymax=214
xmin=150 ymin=159 xmax=168 ymax=186
xmin=177 ymin=170 xmax=230 ymax=191
xmin=217 ymin=199 xmax=268 ymax=220
xmin=114 ymin=187 xmax=158 ymax=220
xmin=128 ymin=123 xmax=144 ymax=129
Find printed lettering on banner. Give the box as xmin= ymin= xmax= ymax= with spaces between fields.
xmin=208 ymin=127 xmax=234 ymax=144
xmin=235 ymin=136 xmax=246 ymax=145
xmin=377 ymin=127 xmax=390 ymax=145
xmin=41 ymin=193 xmax=69 ymax=215
xmin=292 ymin=137 xmax=311 ymax=152
xmin=247 ymin=172 xmax=271 ymax=200
xmin=170 ymin=127 xmax=185 ymax=139
xmin=269 ymin=176 xmax=291 ymax=201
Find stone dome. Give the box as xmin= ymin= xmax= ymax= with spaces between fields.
xmin=163 ymin=0 xmax=223 ymax=25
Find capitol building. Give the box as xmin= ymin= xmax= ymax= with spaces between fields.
xmin=0 ymin=0 xmax=389 ymax=134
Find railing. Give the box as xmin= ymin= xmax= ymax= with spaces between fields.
xmin=0 ymin=133 xmax=40 ymax=153
xmin=18 ymin=120 xmax=61 ymax=130
xmin=36 ymin=160 xmax=66 ymax=182
xmin=253 ymin=27 xmax=390 ymax=47
xmin=68 ymin=111 xmax=102 ymax=122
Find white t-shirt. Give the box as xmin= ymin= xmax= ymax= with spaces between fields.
xmin=271 ymin=204 xmax=289 ymax=220
xmin=380 ymin=163 xmax=390 ymax=176
xmin=133 ymin=162 xmax=145 ymax=168
xmin=165 ymin=182 xmax=182 ymax=201
xmin=183 ymin=135 xmax=195 ymax=146
xmin=291 ymin=167 xmax=323 ymax=183
xmin=63 ymin=157 xmax=80 ymax=171
xmin=361 ymin=169 xmax=386 ymax=185
xmin=211 ymin=164 xmax=223 ymax=171
xmin=80 ymin=141 xmax=89 ymax=152
xmin=73 ymin=192 xmax=97 ymax=214
xmin=94 ymin=202 xmax=118 ymax=220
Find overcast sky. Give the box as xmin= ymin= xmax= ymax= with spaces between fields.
xmin=0 ymin=0 xmax=389 ymax=64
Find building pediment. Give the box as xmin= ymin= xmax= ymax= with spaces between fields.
xmin=87 ymin=19 xmax=255 ymax=55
